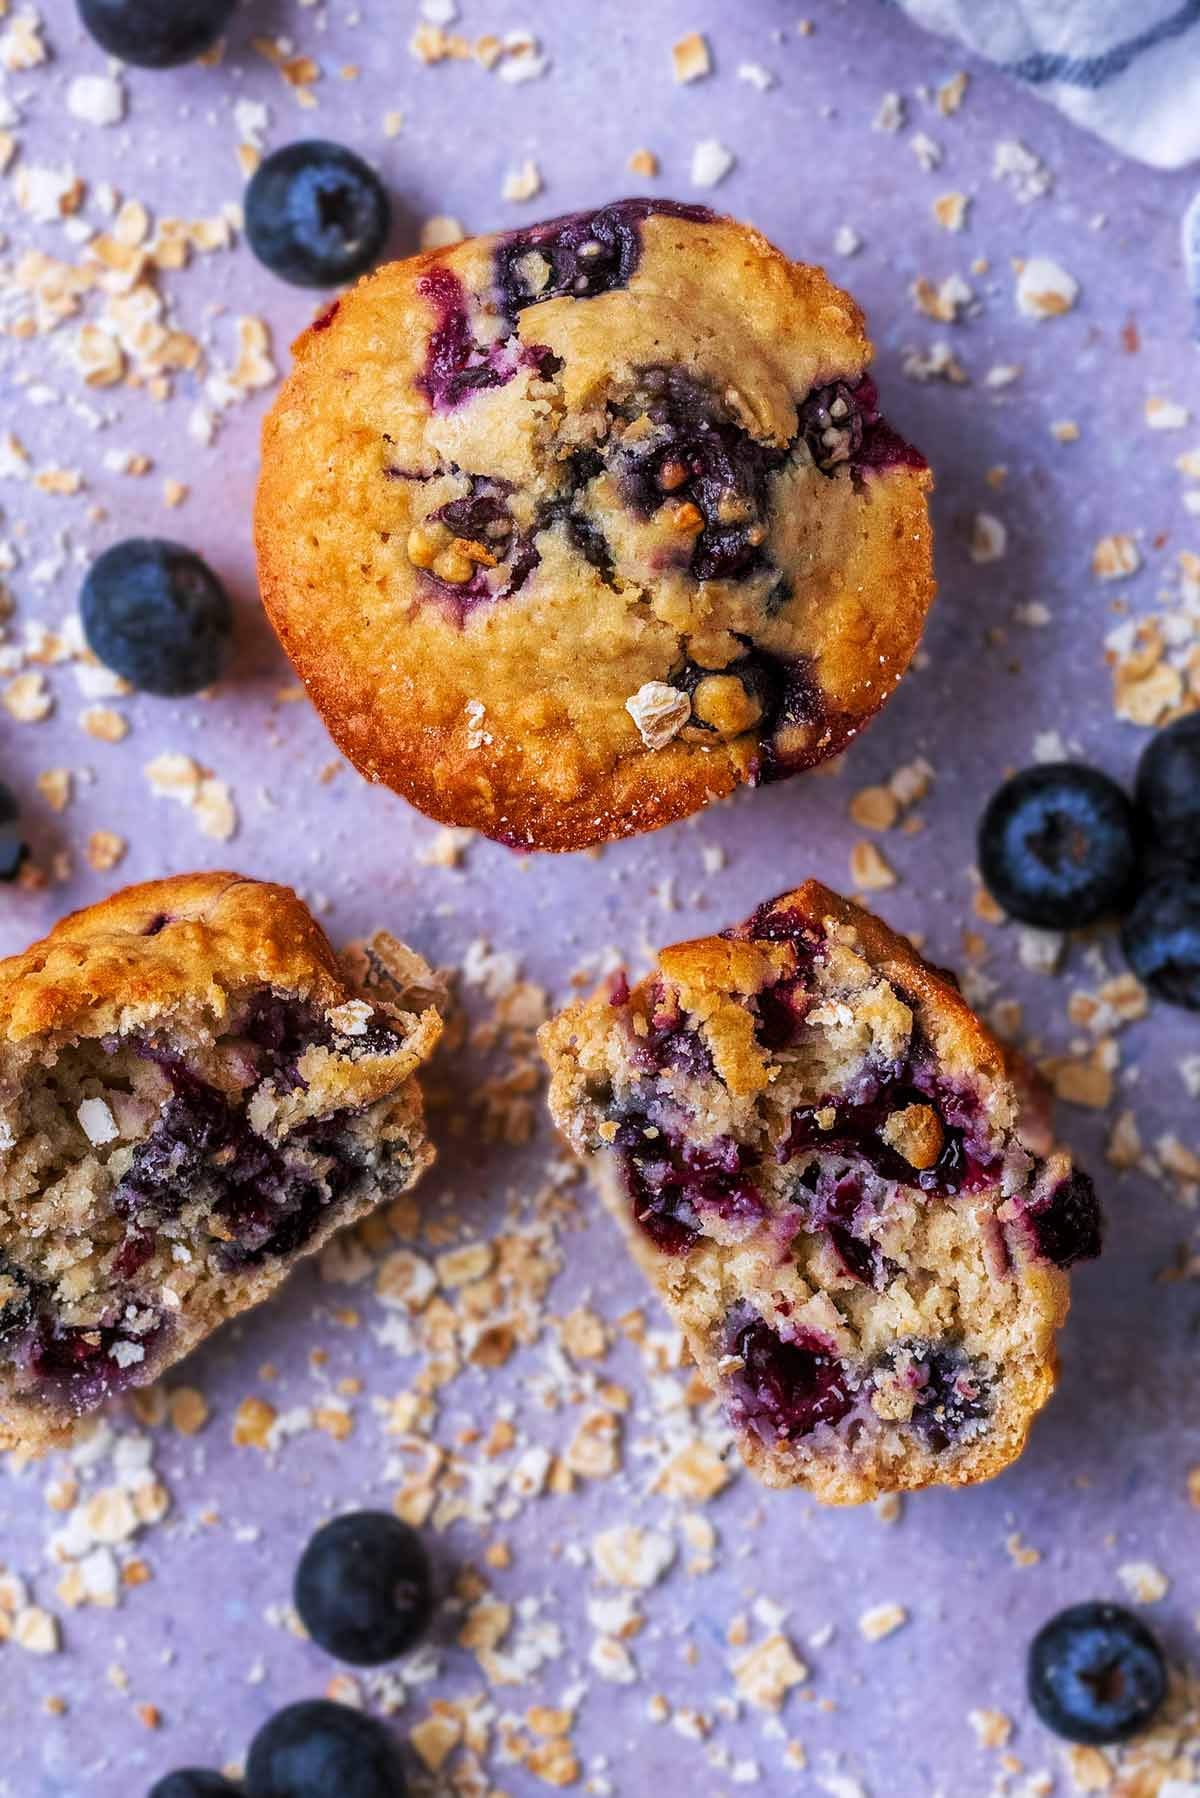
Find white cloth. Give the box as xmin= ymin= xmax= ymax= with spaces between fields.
xmin=894 ymin=0 xmax=1200 ymax=169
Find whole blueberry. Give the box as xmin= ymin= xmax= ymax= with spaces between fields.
xmin=294 ymin=1511 xmax=433 ymax=1666
xmin=245 ymin=1700 xmax=407 ymax=1798
xmin=1121 ymin=873 xmax=1200 ymax=1008
xmin=149 ymin=1773 xmax=243 ymax=1798
xmin=81 ymin=539 xmax=233 ymax=697
xmin=1028 ymin=1602 xmax=1167 ymax=1745
xmin=77 ymin=0 xmax=237 ymax=68
xmin=245 ymin=143 xmax=390 ymax=289
xmin=0 ymin=781 xmax=26 ymax=882
xmin=1134 ymin=713 xmax=1200 ymax=867
xmin=978 ymin=763 xmax=1138 ymax=929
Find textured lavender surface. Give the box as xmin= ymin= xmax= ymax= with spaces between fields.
xmin=1 ymin=3 xmax=1199 ymax=1795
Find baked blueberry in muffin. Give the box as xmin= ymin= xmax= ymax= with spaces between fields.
xmin=0 ymin=874 xmax=440 ymax=1450
xmin=257 ymin=202 xmax=934 ymax=850
xmin=540 ymin=882 xmax=1100 ymax=1502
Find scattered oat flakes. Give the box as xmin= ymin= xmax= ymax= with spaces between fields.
xmin=591 ymin=1526 xmax=675 ymax=1590
xmin=969 ymin=1708 xmax=1012 ymax=1748
xmin=1092 ymin=534 xmax=1141 ymax=581
xmin=970 ymin=513 xmax=1007 ymax=563
xmin=80 ymin=705 xmax=127 ymax=743
xmin=859 ymin=1603 xmax=907 ymax=1641
xmin=502 ymin=159 xmax=542 ymax=203
xmin=1015 ymin=256 xmax=1079 ymax=319
xmin=672 ymin=33 xmax=711 ymax=83
xmin=690 ymin=138 xmax=734 ymax=188
xmin=36 ymin=768 xmax=72 ymax=813
xmin=419 ymin=215 xmax=465 ymax=250
xmin=1145 ymin=396 xmax=1190 ymax=431
xmin=732 ymin=1633 xmax=808 ymax=1710
xmin=86 ymin=831 xmax=125 ymax=872
xmin=14 ymin=1607 xmax=59 ymax=1655
xmin=850 ymin=841 xmax=897 ymax=891
xmin=933 ymin=192 xmax=969 ymax=232
xmin=67 ymin=74 xmax=126 ymax=128
xmin=1117 ymin=1561 xmax=1169 ymax=1604
xmin=4 ymin=671 xmax=53 ymax=722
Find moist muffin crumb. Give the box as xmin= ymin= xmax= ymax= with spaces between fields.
xmin=540 ymin=880 xmax=1100 ymax=1503
xmin=0 ymin=872 xmax=441 ymax=1452
xmin=256 ymin=200 xmax=935 ymax=850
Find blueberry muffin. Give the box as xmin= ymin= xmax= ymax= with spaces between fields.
xmin=0 ymin=874 xmax=441 ymax=1450
xmin=540 ymin=882 xmax=1100 ymax=1503
xmin=256 ymin=201 xmax=934 ymax=851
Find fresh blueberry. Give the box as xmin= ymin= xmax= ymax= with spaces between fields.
xmin=1027 ymin=1602 xmax=1167 ymax=1745
xmin=245 ymin=143 xmax=390 ymax=289
xmin=0 ymin=781 xmax=26 ymax=882
xmin=1121 ymin=873 xmax=1200 ymax=1009
xmin=81 ymin=539 xmax=233 ymax=697
xmin=294 ymin=1511 xmax=433 ymax=1666
xmin=978 ymin=763 xmax=1138 ymax=929
xmin=77 ymin=0 xmax=237 ymax=68
xmin=1134 ymin=713 xmax=1200 ymax=867
xmin=245 ymin=1700 xmax=407 ymax=1798
xmin=148 ymin=1772 xmax=243 ymax=1798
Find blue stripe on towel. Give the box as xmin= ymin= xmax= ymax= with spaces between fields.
xmin=1002 ymin=1 xmax=1200 ymax=90
xmin=880 ymin=0 xmax=1200 ymax=92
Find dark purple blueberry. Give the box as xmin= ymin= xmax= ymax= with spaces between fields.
xmin=1134 ymin=714 xmax=1200 ymax=867
xmin=724 ymin=1309 xmax=852 ymax=1443
xmin=0 ymin=1259 xmax=33 ymax=1341
xmin=747 ymin=655 xmax=830 ymax=782
xmin=614 ymin=366 xmax=785 ymax=584
xmin=820 ymin=1174 xmax=881 ymax=1286
xmin=111 ymin=1228 xmax=156 ymax=1280
xmin=148 ymin=1772 xmax=243 ymax=1798
xmin=77 ymin=0 xmax=236 ymax=67
xmin=0 ymin=780 xmax=26 ymax=883
xmin=891 ymin=1341 xmax=991 ymax=1452
xmin=30 ymin=1316 xmax=163 ymax=1405
xmin=730 ymin=899 xmax=824 ymax=955
xmin=614 ymin=1115 xmax=762 ymax=1254
xmin=495 ymin=199 xmax=715 ymax=319
xmin=81 ymin=539 xmax=233 ymax=697
xmin=294 ymin=1512 xmax=434 ymax=1666
xmin=416 ymin=266 xmax=554 ymax=414
xmin=978 ymin=764 xmax=1138 ymax=930
xmin=798 ymin=375 xmax=926 ymax=478
xmin=246 ymin=1700 xmax=407 ymax=1798
xmin=1028 ymin=1603 xmax=1166 ymax=1746
xmin=246 ymin=142 xmax=389 ymax=289
xmin=753 ymin=976 xmax=811 ymax=1050
xmin=237 ymin=992 xmax=334 ymax=1068
xmin=116 ymin=1047 xmax=355 ymax=1268
xmin=1024 ymin=1168 xmax=1103 ymax=1268
xmin=1122 ymin=874 xmax=1200 ymax=1010
xmin=779 ymin=1085 xmax=994 ymax=1202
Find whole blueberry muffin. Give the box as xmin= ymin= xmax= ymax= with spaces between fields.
xmin=0 ymin=873 xmax=441 ymax=1450
xmin=541 ymin=882 xmax=1100 ymax=1503
xmin=256 ymin=201 xmax=934 ymax=850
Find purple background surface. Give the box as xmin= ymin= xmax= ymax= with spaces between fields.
xmin=1 ymin=3 xmax=1198 ymax=1794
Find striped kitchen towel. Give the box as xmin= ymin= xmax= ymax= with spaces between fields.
xmin=894 ymin=0 xmax=1200 ymax=169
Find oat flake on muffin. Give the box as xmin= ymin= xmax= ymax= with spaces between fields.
xmin=256 ymin=201 xmax=935 ymax=851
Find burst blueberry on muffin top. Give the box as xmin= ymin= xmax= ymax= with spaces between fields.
xmin=540 ymin=881 xmax=1100 ymax=1503
xmin=256 ymin=202 xmax=935 ymax=850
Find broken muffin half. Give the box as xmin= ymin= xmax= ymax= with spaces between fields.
xmin=0 ymin=872 xmax=441 ymax=1450
xmin=540 ymin=881 xmax=1101 ymax=1504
